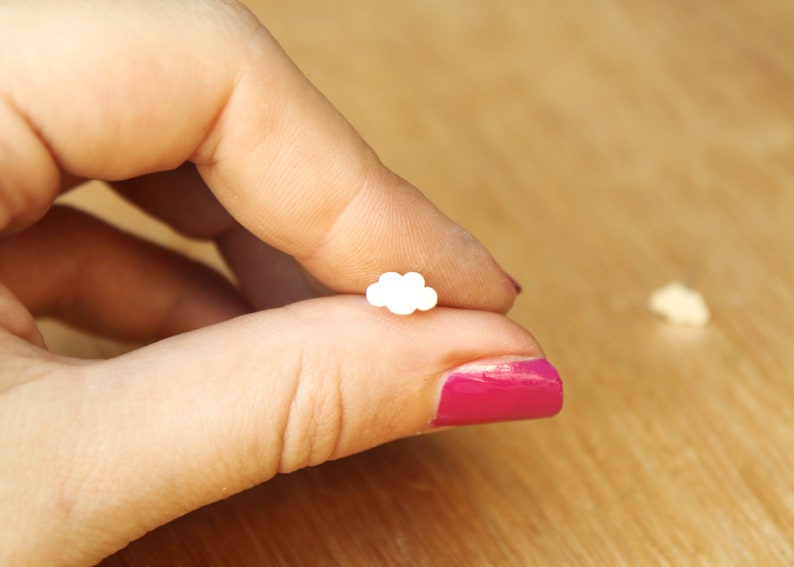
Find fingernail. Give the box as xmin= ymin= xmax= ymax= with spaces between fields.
xmin=507 ymin=274 xmax=522 ymax=294
xmin=432 ymin=357 xmax=562 ymax=427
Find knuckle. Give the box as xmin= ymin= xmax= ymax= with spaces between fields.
xmin=277 ymin=346 xmax=345 ymax=473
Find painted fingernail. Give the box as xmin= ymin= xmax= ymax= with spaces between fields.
xmin=432 ymin=357 xmax=562 ymax=427
xmin=507 ymin=274 xmax=522 ymax=294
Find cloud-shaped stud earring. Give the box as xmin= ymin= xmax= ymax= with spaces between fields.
xmin=366 ymin=272 xmax=438 ymax=315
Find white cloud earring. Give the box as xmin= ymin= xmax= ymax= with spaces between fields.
xmin=366 ymin=272 xmax=438 ymax=315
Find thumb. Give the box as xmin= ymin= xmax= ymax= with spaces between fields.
xmin=9 ymin=298 xmax=561 ymax=564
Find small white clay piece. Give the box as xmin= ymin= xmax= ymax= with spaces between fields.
xmin=366 ymin=272 xmax=438 ymax=315
xmin=648 ymin=282 xmax=710 ymax=327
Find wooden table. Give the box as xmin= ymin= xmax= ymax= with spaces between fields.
xmin=48 ymin=0 xmax=794 ymax=564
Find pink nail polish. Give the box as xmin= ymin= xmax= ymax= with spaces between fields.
xmin=432 ymin=358 xmax=562 ymax=427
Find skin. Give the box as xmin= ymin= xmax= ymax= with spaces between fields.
xmin=0 ymin=1 xmax=543 ymax=564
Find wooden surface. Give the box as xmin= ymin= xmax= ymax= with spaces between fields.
xmin=47 ymin=0 xmax=794 ymax=564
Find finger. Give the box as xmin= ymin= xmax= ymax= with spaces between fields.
xmin=0 ymin=206 xmax=249 ymax=343
xmin=112 ymin=165 xmax=316 ymax=309
xmin=196 ymin=36 xmax=519 ymax=312
xmin=1 ymin=1 xmax=517 ymax=312
xmin=0 ymin=284 xmax=45 ymax=348
xmin=216 ymin=228 xmax=316 ymax=309
xmin=112 ymin=163 xmax=236 ymax=240
xmin=7 ymin=297 xmax=561 ymax=564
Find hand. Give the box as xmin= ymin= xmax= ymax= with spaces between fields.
xmin=0 ymin=1 xmax=561 ymax=564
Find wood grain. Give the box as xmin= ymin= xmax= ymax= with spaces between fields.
xmin=46 ymin=0 xmax=794 ymax=564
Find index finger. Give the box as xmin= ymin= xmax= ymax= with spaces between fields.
xmin=1 ymin=1 xmax=517 ymax=312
